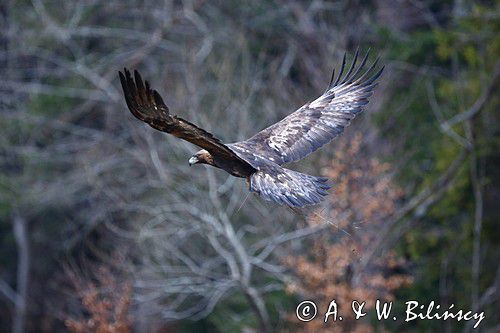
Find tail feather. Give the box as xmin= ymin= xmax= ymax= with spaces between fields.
xmin=249 ymin=164 xmax=331 ymax=207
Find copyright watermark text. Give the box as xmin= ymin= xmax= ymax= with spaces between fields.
xmin=295 ymin=299 xmax=485 ymax=329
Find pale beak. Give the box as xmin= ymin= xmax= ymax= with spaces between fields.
xmin=188 ymin=156 xmax=198 ymax=166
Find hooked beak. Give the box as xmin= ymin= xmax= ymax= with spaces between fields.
xmin=188 ymin=156 xmax=199 ymax=166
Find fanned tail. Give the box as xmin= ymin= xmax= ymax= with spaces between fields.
xmin=249 ymin=163 xmax=331 ymax=207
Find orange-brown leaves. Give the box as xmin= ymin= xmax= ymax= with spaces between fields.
xmin=285 ymin=133 xmax=411 ymax=332
xmin=64 ymin=267 xmax=132 ymax=333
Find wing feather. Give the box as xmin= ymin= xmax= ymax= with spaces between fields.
xmin=233 ymin=50 xmax=383 ymax=165
xmin=119 ymin=68 xmax=248 ymax=164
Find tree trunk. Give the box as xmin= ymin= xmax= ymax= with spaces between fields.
xmin=243 ymin=285 xmax=271 ymax=333
xmin=12 ymin=214 xmax=29 ymax=333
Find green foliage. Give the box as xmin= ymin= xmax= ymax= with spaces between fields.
xmin=375 ymin=1 xmax=500 ymax=331
xmin=208 ymin=293 xmax=259 ymax=332
xmin=1 ymin=1 xmax=498 ymax=332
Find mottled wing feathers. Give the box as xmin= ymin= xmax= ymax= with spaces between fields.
xmin=119 ymin=68 xmax=247 ymax=163
xmin=234 ymin=50 xmax=383 ymax=165
xmin=249 ymin=163 xmax=331 ymax=207
xmin=119 ymin=50 xmax=383 ymax=208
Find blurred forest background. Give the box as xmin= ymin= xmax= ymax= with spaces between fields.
xmin=0 ymin=0 xmax=498 ymax=332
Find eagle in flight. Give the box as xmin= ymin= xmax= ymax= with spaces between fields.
xmin=119 ymin=50 xmax=383 ymax=207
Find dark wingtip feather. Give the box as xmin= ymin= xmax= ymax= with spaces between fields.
xmin=153 ymin=90 xmax=163 ymax=104
xmin=327 ymin=48 xmax=371 ymax=91
xmin=118 ymin=71 xmax=129 ymax=103
xmin=333 ymin=52 xmax=347 ymax=87
xmin=119 ymin=68 xmax=146 ymax=120
xmin=352 ymin=56 xmax=381 ymax=86
xmin=348 ymin=49 xmax=370 ymax=83
xmin=118 ymin=71 xmax=131 ymax=103
xmin=133 ymin=69 xmax=141 ymax=80
xmin=365 ymin=47 xmax=371 ymax=57
xmin=118 ymin=67 xmax=171 ymax=123
xmin=123 ymin=67 xmax=132 ymax=79
xmin=326 ymin=68 xmax=335 ymax=92
xmin=118 ymin=71 xmax=126 ymax=87
xmin=123 ymin=68 xmax=135 ymax=92
xmin=340 ymin=48 xmax=360 ymax=85
xmin=370 ymin=65 xmax=385 ymax=82
xmin=359 ymin=62 xmax=384 ymax=88
xmin=133 ymin=70 xmax=143 ymax=87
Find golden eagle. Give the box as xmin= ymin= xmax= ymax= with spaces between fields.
xmin=119 ymin=50 xmax=383 ymax=207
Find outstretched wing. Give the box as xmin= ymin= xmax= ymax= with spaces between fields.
xmin=249 ymin=162 xmax=330 ymax=207
xmin=232 ymin=50 xmax=384 ymax=165
xmin=119 ymin=68 xmax=248 ymax=164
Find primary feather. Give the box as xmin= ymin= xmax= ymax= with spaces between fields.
xmin=231 ymin=49 xmax=383 ymax=165
xmin=118 ymin=50 xmax=383 ymax=207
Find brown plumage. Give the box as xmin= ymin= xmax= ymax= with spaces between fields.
xmin=118 ymin=50 xmax=383 ymax=207
xmin=118 ymin=69 xmax=255 ymax=178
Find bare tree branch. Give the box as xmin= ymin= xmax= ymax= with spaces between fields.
xmin=12 ymin=214 xmax=30 ymax=333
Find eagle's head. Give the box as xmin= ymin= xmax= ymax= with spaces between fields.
xmin=189 ymin=149 xmax=214 ymax=166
